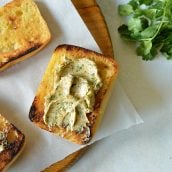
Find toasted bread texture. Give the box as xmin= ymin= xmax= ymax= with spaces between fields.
xmin=0 ymin=0 xmax=51 ymax=72
xmin=29 ymin=44 xmax=118 ymax=145
xmin=0 ymin=114 xmax=25 ymax=171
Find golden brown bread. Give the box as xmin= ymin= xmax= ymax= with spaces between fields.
xmin=0 ymin=114 xmax=25 ymax=171
xmin=0 ymin=0 xmax=51 ymax=72
xmin=29 ymin=44 xmax=118 ymax=145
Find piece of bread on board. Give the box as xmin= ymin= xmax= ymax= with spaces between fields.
xmin=29 ymin=44 xmax=118 ymax=145
xmin=0 ymin=0 xmax=51 ymax=72
xmin=0 ymin=114 xmax=25 ymax=171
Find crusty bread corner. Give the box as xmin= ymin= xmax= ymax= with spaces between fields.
xmin=0 ymin=0 xmax=51 ymax=72
xmin=0 ymin=114 xmax=25 ymax=171
xmin=29 ymin=44 xmax=118 ymax=145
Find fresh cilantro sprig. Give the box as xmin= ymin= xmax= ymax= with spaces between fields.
xmin=118 ymin=0 xmax=172 ymax=60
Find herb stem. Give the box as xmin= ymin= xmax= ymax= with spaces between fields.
xmin=140 ymin=0 xmax=169 ymax=41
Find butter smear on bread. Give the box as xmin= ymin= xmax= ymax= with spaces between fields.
xmin=44 ymin=57 xmax=102 ymax=134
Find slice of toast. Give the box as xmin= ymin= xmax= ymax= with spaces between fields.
xmin=29 ymin=44 xmax=118 ymax=145
xmin=0 ymin=114 xmax=25 ymax=171
xmin=0 ymin=0 xmax=51 ymax=72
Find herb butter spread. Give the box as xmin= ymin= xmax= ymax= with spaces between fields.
xmin=44 ymin=58 xmax=102 ymax=133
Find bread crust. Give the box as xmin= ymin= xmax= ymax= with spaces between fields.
xmin=29 ymin=44 xmax=118 ymax=144
xmin=0 ymin=114 xmax=25 ymax=171
xmin=0 ymin=0 xmax=51 ymax=72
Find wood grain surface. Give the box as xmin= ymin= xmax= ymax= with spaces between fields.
xmin=42 ymin=0 xmax=113 ymax=171
xmin=72 ymin=0 xmax=113 ymax=57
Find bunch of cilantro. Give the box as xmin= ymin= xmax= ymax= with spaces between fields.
xmin=118 ymin=0 xmax=172 ymax=60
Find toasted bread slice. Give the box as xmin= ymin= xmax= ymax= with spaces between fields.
xmin=29 ymin=44 xmax=118 ymax=145
xmin=0 ymin=0 xmax=51 ymax=72
xmin=0 ymin=114 xmax=25 ymax=171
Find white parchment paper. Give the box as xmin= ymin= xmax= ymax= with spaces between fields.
xmin=0 ymin=0 xmax=142 ymax=171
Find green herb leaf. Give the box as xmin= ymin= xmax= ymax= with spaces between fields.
xmin=143 ymin=9 xmax=157 ymax=19
xmin=137 ymin=41 xmax=157 ymax=60
xmin=129 ymin=0 xmax=139 ymax=10
xmin=118 ymin=25 xmax=133 ymax=40
xmin=141 ymin=25 xmax=158 ymax=39
xmin=138 ymin=41 xmax=152 ymax=55
xmin=128 ymin=18 xmax=143 ymax=33
xmin=118 ymin=4 xmax=134 ymax=16
xmin=139 ymin=0 xmax=153 ymax=5
xmin=160 ymin=34 xmax=172 ymax=59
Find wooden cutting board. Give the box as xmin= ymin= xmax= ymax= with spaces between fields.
xmin=72 ymin=0 xmax=113 ymax=57
xmin=43 ymin=0 xmax=113 ymax=171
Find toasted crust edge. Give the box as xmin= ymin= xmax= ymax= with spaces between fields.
xmin=29 ymin=44 xmax=118 ymax=144
xmin=0 ymin=41 xmax=49 ymax=72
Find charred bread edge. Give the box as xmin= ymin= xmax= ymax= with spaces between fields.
xmin=0 ymin=121 xmax=25 ymax=172
xmin=2 ymin=137 xmax=25 ymax=172
xmin=29 ymin=44 xmax=118 ymax=144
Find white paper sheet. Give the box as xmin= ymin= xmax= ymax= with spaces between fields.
xmin=0 ymin=0 xmax=142 ymax=171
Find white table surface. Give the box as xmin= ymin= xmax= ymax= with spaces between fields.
xmin=70 ymin=0 xmax=172 ymax=171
